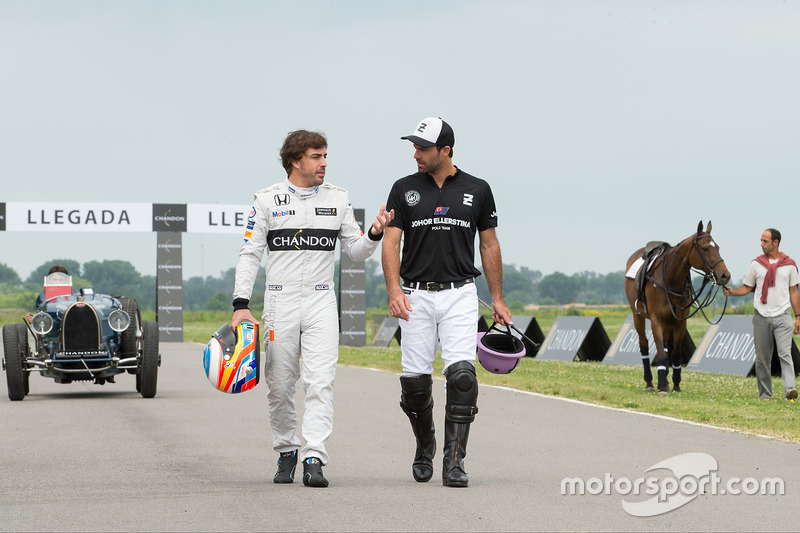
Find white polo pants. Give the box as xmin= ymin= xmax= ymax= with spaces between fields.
xmin=399 ymin=283 xmax=479 ymax=377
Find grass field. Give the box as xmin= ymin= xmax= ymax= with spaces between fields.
xmin=4 ymin=306 xmax=800 ymax=442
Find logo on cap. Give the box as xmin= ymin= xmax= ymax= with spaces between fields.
xmin=401 ymin=117 xmax=455 ymax=148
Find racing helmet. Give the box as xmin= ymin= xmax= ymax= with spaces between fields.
xmin=477 ymin=323 xmax=526 ymax=374
xmin=203 ymin=322 xmax=260 ymax=393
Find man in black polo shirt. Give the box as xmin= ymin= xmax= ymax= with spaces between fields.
xmin=382 ymin=116 xmax=512 ymax=488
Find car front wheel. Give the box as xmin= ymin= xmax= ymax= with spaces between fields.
xmin=3 ymin=323 xmax=27 ymax=401
xmin=139 ymin=321 xmax=159 ymax=398
xmin=15 ymin=323 xmax=30 ymax=396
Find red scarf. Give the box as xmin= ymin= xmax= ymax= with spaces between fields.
xmin=754 ymin=252 xmax=798 ymax=303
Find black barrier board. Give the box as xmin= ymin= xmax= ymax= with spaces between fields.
xmin=536 ymin=316 xmax=610 ymax=362
xmin=372 ymin=317 xmax=401 ymax=347
xmin=372 ymin=314 xmax=388 ymax=337
xmin=156 ymin=231 xmax=183 ymax=342
xmin=512 ymin=315 xmax=544 ymax=357
xmin=688 ymin=315 xmax=756 ymax=376
xmin=604 ymin=315 xmax=695 ymax=366
xmin=339 ymin=208 xmax=367 ymax=346
xmin=771 ymin=341 xmax=800 ymax=377
xmin=688 ymin=315 xmax=800 ymax=377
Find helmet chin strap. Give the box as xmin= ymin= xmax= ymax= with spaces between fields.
xmin=477 ymin=298 xmax=540 ymax=350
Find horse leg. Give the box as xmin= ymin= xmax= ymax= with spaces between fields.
xmin=650 ymin=323 xmax=670 ymax=395
xmin=671 ymin=322 xmax=686 ymax=393
xmin=633 ymin=314 xmax=654 ymax=391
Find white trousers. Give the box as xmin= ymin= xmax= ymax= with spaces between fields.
xmin=399 ymin=283 xmax=479 ymax=376
xmin=262 ymin=285 xmax=338 ymax=465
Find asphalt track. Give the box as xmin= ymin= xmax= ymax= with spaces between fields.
xmin=2 ymin=341 xmax=800 ymax=532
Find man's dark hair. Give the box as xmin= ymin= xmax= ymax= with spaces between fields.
xmin=280 ymin=130 xmax=327 ymax=175
xmin=767 ymin=228 xmax=782 ymax=244
xmin=48 ymin=265 xmax=69 ymax=275
xmin=436 ymin=145 xmax=454 ymax=159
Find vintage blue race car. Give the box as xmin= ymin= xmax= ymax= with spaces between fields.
xmin=2 ymin=272 xmax=160 ymax=401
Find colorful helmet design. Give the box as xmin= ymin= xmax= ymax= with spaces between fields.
xmin=203 ymin=322 xmax=260 ymax=393
xmin=477 ymin=323 xmax=526 ymax=374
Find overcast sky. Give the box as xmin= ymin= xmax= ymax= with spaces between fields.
xmin=2 ymin=0 xmax=799 ymax=286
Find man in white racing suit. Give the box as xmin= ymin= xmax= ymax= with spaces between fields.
xmin=232 ymin=129 xmax=394 ymax=488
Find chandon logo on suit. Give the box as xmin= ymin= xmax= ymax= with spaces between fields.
xmin=267 ymin=228 xmax=339 ymax=251
xmin=274 ymin=194 xmax=291 ymax=206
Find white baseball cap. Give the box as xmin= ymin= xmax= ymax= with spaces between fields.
xmin=401 ymin=117 xmax=455 ymax=148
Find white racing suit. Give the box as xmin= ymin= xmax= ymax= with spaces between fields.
xmin=233 ymin=179 xmax=381 ymax=464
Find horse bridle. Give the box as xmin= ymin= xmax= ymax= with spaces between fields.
xmin=676 ymin=233 xmax=725 ymax=284
xmin=652 ymin=233 xmax=728 ymax=323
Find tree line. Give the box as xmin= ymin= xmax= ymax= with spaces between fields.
xmin=0 ymin=258 xmax=744 ymax=312
xmin=0 ymin=259 xmax=158 ymax=311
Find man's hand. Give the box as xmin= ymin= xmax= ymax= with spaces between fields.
xmin=387 ymin=288 xmax=412 ymax=322
xmin=723 ymin=286 xmax=734 ymax=297
xmin=232 ymin=309 xmax=258 ymax=329
xmin=370 ymin=205 xmax=395 ymax=235
xmin=491 ymin=300 xmax=513 ymax=326
xmin=723 ymin=284 xmax=754 ymax=297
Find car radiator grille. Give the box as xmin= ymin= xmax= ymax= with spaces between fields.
xmin=62 ymin=304 xmax=101 ymax=353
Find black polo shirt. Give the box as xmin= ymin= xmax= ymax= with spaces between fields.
xmin=386 ymin=168 xmax=498 ymax=282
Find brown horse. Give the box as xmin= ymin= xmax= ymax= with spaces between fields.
xmin=624 ymin=221 xmax=731 ymax=394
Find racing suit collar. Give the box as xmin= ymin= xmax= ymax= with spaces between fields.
xmin=285 ymin=179 xmax=320 ymax=199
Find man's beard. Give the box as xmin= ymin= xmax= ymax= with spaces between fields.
xmin=420 ymin=159 xmax=442 ymax=175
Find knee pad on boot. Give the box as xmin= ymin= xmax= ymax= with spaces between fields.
xmin=444 ymin=361 xmax=479 ymax=423
xmin=400 ymin=374 xmax=434 ymax=415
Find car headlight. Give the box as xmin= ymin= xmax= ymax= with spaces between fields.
xmin=108 ymin=309 xmax=131 ymax=333
xmin=31 ymin=312 xmax=54 ymax=335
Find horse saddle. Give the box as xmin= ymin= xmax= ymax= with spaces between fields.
xmin=634 ymin=241 xmax=670 ymax=313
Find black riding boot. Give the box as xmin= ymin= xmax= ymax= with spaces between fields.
xmin=442 ymin=361 xmax=478 ymax=488
xmin=442 ymin=420 xmax=471 ymax=487
xmin=400 ymin=375 xmax=436 ymax=482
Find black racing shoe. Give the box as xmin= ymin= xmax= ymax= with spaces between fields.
xmin=273 ymin=450 xmax=298 ymax=484
xmin=302 ymin=457 xmax=329 ymax=488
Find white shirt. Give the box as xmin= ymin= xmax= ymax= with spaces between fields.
xmin=743 ymin=259 xmax=799 ymax=317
